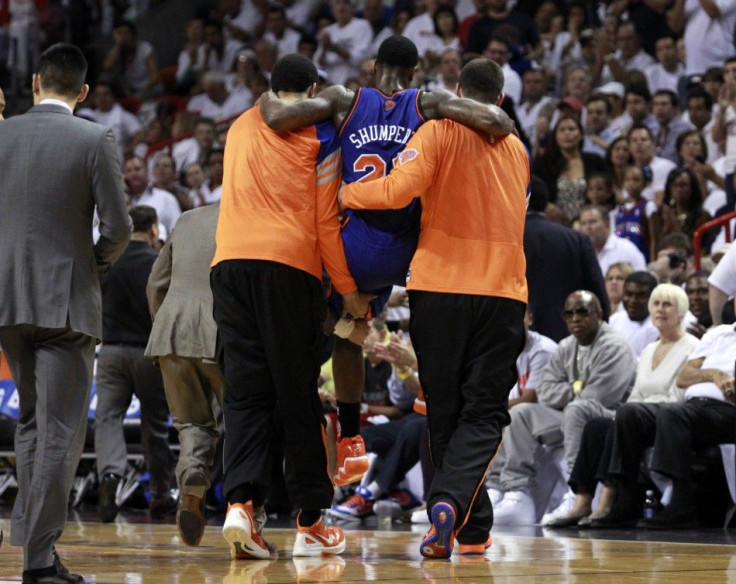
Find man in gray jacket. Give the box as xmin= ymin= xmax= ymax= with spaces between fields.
xmin=145 ymin=203 xmax=223 ymax=547
xmin=0 ymin=44 xmax=131 ymax=583
xmin=491 ymin=290 xmax=636 ymax=525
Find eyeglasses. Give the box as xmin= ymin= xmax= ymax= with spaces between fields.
xmin=562 ymin=308 xmax=593 ymax=320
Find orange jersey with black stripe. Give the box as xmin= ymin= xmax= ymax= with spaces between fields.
xmin=342 ymin=119 xmax=530 ymax=302
xmin=212 ymin=107 xmax=357 ymax=295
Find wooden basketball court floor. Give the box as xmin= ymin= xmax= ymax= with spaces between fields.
xmin=3 ymin=510 xmax=736 ymax=583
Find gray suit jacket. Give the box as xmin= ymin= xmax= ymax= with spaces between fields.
xmin=145 ymin=203 xmax=219 ymax=359
xmin=0 ymin=103 xmax=132 ymax=340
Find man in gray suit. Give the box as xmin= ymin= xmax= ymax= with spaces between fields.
xmin=145 ymin=202 xmax=224 ymax=547
xmin=0 ymin=44 xmax=131 ymax=583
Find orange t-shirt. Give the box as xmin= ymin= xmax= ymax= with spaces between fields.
xmin=342 ymin=119 xmax=529 ymax=303
xmin=212 ymin=107 xmax=356 ymax=295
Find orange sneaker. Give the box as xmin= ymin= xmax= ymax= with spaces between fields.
xmin=334 ymin=435 xmax=370 ymax=486
xmin=458 ymin=536 xmax=493 ymax=555
xmin=420 ymin=501 xmax=456 ymax=559
xmin=293 ymin=514 xmax=346 ymax=557
xmin=222 ymin=502 xmax=272 ymax=559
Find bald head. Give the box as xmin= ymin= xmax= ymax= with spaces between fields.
xmin=562 ymin=291 xmax=602 ymax=345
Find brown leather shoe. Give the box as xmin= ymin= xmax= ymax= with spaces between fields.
xmin=178 ymin=493 xmax=206 ymax=546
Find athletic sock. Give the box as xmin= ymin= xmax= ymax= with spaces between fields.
xmin=298 ymin=509 xmax=322 ymax=527
xmin=337 ymin=401 xmax=361 ymax=438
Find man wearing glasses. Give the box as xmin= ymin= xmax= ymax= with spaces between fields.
xmin=492 ymin=290 xmax=636 ymax=525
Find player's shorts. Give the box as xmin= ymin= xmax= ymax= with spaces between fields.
xmin=329 ymin=210 xmax=418 ymax=318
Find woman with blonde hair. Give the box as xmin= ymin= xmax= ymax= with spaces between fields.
xmin=605 ymin=262 xmax=634 ymax=315
xmin=544 ymin=283 xmax=699 ymax=527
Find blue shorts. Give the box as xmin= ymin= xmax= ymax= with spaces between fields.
xmin=329 ymin=210 xmax=418 ymax=318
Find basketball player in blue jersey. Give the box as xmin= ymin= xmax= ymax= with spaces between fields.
xmin=260 ymin=35 xmax=514 ymax=489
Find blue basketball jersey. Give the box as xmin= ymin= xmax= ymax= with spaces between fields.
xmin=339 ymin=87 xmax=426 ymax=234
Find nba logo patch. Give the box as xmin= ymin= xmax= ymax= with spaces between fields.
xmin=397 ymin=149 xmax=419 ymax=166
xmin=384 ymin=99 xmax=396 ymax=110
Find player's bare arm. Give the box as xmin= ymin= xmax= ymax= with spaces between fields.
xmin=420 ymin=89 xmax=515 ymax=136
xmin=260 ymin=85 xmax=355 ymax=131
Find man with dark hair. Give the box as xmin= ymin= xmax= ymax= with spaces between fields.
xmin=94 ymin=205 xmax=175 ymax=524
xmin=260 ymin=35 xmax=514 ymax=491
xmin=651 ymin=89 xmax=694 ymax=163
xmin=524 ymin=177 xmax=608 ymax=342
xmin=340 ymin=57 xmax=530 ymax=558
xmin=609 ymin=271 xmax=659 ymax=356
xmin=211 ymin=53 xmax=371 ymax=559
xmin=0 ymin=42 xmax=131 ymax=583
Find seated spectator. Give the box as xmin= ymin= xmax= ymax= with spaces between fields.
xmin=685 ymin=89 xmax=720 ymax=166
xmin=683 ymin=270 xmax=713 ymax=338
xmin=490 ymin=290 xmax=635 ymax=525
xmin=482 ymin=34 xmax=522 ymax=105
xmin=124 ymin=155 xmax=182 ymax=236
xmin=609 ymin=271 xmax=660 ymax=357
xmin=676 ymin=130 xmax=725 ymax=199
xmin=586 ymin=171 xmax=616 ymax=211
xmin=263 ymin=4 xmax=301 ymax=58
xmin=226 ymin=48 xmax=258 ymax=100
xmin=77 ymin=78 xmax=143 ymax=161
xmin=579 ymin=205 xmax=647 ymax=276
xmin=605 ymin=261 xmax=635 ymax=315
xmin=186 ymin=71 xmax=251 ymax=123
xmin=103 ymin=20 xmax=162 ymax=98
xmin=615 ymin=164 xmax=658 ymax=261
xmin=424 ymin=48 xmax=462 ymax=92
xmin=605 ymin=136 xmax=633 ymax=199
xmin=184 ymin=162 xmax=214 ymax=208
xmin=516 ymin=67 xmax=555 ymax=149
xmin=648 ymin=232 xmax=694 ymax=287
xmin=628 ymin=124 xmax=677 ymax=206
xmin=330 ymin=332 xmax=424 ymax=521
xmin=425 ymin=6 xmax=461 ymax=68
xmin=535 ymin=116 xmax=605 ymax=224
xmin=174 ymin=17 xmax=207 ymax=93
xmin=254 ymin=38 xmax=279 ymax=79
xmin=583 ymin=94 xmax=620 ymax=158
xmin=545 ymin=284 xmax=698 ymax=527
xmin=651 ymin=90 xmax=695 ymax=164
xmin=172 ymin=117 xmax=218 ymax=173
xmin=599 ymin=22 xmax=655 ymax=86
xmin=205 ymin=147 xmax=224 ymax=203
xmin=152 ymin=153 xmax=191 ymax=212
xmin=315 ymin=0 xmax=372 ymax=85
xmin=658 ymin=167 xmax=712 ymax=254
xmin=708 ymin=241 xmax=736 ymax=325
xmin=594 ymin=313 xmax=736 ymax=528
xmin=645 ymin=36 xmax=685 ymax=95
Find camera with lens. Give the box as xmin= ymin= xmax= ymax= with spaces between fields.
xmin=668 ymin=251 xmax=687 ymax=269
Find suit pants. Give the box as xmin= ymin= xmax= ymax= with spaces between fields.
xmin=409 ymin=291 xmax=525 ymax=545
xmin=568 ymin=416 xmax=615 ymax=495
xmin=610 ymin=399 xmax=736 ymax=491
xmin=211 ymin=260 xmax=333 ymax=511
xmin=94 ymin=344 xmax=174 ymax=496
xmin=0 ymin=324 xmax=96 ymax=570
xmin=362 ymin=412 xmax=426 ymax=494
xmin=491 ymin=399 xmax=615 ymax=492
xmin=158 ymin=355 xmax=224 ymax=491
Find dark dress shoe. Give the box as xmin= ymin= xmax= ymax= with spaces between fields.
xmin=637 ymin=506 xmax=698 ymax=530
xmin=150 ymin=492 xmax=178 ymax=520
xmin=178 ymin=494 xmax=206 ymax=546
xmin=22 ymin=565 xmax=85 ymax=583
xmin=98 ymin=473 xmax=120 ymax=523
xmin=544 ymin=513 xmax=590 ymax=528
xmin=587 ymin=506 xmax=640 ymax=529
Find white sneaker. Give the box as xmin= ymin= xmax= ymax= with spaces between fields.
xmin=222 ymin=502 xmax=272 ymax=559
xmin=488 ymin=488 xmax=504 ymax=506
xmin=411 ymin=507 xmax=430 ymax=524
xmin=541 ymin=489 xmax=576 ymax=526
xmin=492 ymin=491 xmax=536 ymax=526
xmin=293 ymin=514 xmax=346 ymax=557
